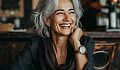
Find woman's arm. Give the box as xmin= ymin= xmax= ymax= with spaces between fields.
xmin=9 ymin=36 xmax=38 ymax=70
xmin=82 ymin=37 xmax=95 ymax=70
xmin=69 ymin=26 xmax=94 ymax=70
xmin=74 ymin=41 xmax=88 ymax=70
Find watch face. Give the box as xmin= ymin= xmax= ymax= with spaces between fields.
xmin=80 ymin=46 xmax=86 ymax=54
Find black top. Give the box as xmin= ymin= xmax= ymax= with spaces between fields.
xmin=9 ymin=35 xmax=95 ymax=70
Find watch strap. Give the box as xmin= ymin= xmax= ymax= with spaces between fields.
xmin=74 ymin=46 xmax=81 ymax=55
xmin=74 ymin=45 xmax=86 ymax=55
xmin=74 ymin=49 xmax=81 ymax=55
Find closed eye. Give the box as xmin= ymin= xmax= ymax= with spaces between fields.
xmin=70 ymin=12 xmax=75 ymax=14
xmin=69 ymin=9 xmax=75 ymax=14
xmin=56 ymin=12 xmax=64 ymax=15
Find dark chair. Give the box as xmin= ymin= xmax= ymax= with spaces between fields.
xmin=93 ymin=43 xmax=118 ymax=70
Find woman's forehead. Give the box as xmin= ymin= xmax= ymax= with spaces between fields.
xmin=57 ymin=0 xmax=73 ymax=8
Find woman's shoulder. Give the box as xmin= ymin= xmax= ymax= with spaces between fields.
xmin=30 ymin=35 xmax=50 ymax=42
xmin=30 ymin=35 xmax=41 ymax=41
xmin=26 ymin=35 xmax=49 ymax=51
xmin=85 ymin=36 xmax=95 ymax=50
xmin=86 ymin=36 xmax=94 ymax=43
xmin=28 ymin=35 xmax=50 ymax=46
xmin=26 ymin=35 xmax=42 ymax=47
xmin=80 ymin=35 xmax=94 ymax=46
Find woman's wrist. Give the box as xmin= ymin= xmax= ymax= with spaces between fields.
xmin=73 ymin=41 xmax=81 ymax=51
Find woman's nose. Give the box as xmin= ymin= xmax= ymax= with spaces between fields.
xmin=63 ymin=13 xmax=70 ymax=21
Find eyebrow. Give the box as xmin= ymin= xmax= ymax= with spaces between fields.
xmin=54 ymin=9 xmax=74 ymax=12
xmin=69 ymin=9 xmax=74 ymax=11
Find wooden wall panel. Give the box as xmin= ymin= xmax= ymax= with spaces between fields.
xmin=0 ymin=0 xmax=24 ymax=18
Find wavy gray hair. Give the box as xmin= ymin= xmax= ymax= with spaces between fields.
xmin=31 ymin=0 xmax=83 ymax=38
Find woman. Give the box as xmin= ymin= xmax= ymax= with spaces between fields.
xmin=10 ymin=0 xmax=95 ymax=70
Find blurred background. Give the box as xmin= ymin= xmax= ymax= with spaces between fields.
xmin=0 ymin=0 xmax=39 ymax=29
xmin=0 ymin=0 xmax=120 ymax=70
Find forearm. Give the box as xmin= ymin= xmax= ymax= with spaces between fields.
xmin=74 ymin=41 xmax=88 ymax=70
xmin=75 ymin=54 xmax=88 ymax=70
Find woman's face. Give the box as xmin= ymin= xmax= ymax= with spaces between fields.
xmin=46 ymin=0 xmax=76 ymax=36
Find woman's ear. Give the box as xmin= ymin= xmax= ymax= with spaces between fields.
xmin=44 ymin=17 xmax=50 ymax=27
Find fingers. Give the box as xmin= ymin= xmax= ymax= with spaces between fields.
xmin=70 ymin=27 xmax=73 ymax=33
xmin=71 ymin=25 xmax=83 ymax=34
xmin=70 ymin=25 xmax=83 ymax=40
xmin=70 ymin=26 xmax=78 ymax=33
xmin=79 ymin=29 xmax=83 ymax=38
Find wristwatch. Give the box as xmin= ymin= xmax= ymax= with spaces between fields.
xmin=75 ymin=45 xmax=87 ymax=55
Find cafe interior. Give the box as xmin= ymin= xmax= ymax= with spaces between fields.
xmin=0 ymin=0 xmax=120 ymax=70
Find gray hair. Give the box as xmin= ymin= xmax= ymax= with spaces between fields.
xmin=31 ymin=0 xmax=83 ymax=38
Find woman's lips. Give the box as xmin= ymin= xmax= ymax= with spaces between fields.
xmin=59 ymin=24 xmax=71 ymax=29
xmin=59 ymin=24 xmax=71 ymax=27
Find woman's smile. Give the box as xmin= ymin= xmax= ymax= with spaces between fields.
xmin=47 ymin=0 xmax=76 ymax=36
xmin=59 ymin=23 xmax=71 ymax=29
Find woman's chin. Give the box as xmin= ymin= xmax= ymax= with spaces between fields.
xmin=60 ymin=32 xmax=71 ymax=36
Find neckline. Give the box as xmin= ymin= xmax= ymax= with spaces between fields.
xmin=49 ymin=37 xmax=74 ymax=66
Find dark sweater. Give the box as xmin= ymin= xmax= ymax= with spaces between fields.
xmin=10 ymin=35 xmax=95 ymax=70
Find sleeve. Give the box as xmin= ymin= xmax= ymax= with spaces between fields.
xmin=9 ymin=36 xmax=37 ymax=70
xmin=82 ymin=37 xmax=95 ymax=70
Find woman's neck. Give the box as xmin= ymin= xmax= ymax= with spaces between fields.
xmin=51 ymin=32 xmax=69 ymax=54
xmin=51 ymin=31 xmax=69 ymax=65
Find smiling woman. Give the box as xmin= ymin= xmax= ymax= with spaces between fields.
xmin=44 ymin=0 xmax=76 ymax=36
xmin=31 ymin=0 xmax=82 ymax=38
xmin=9 ymin=0 xmax=95 ymax=70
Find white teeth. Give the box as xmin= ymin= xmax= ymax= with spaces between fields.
xmin=60 ymin=24 xmax=70 ymax=27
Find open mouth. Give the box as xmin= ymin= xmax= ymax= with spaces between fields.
xmin=59 ymin=24 xmax=71 ymax=27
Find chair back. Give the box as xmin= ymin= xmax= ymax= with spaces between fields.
xmin=93 ymin=43 xmax=118 ymax=70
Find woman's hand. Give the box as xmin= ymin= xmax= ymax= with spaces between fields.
xmin=69 ymin=26 xmax=88 ymax=70
xmin=69 ymin=26 xmax=83 ymax=50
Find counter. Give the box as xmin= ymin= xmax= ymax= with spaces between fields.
xmin=0 ymin=31 xmax=120 ymax=38
xmin=84 ymin=32 xmax=120 ymax=38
